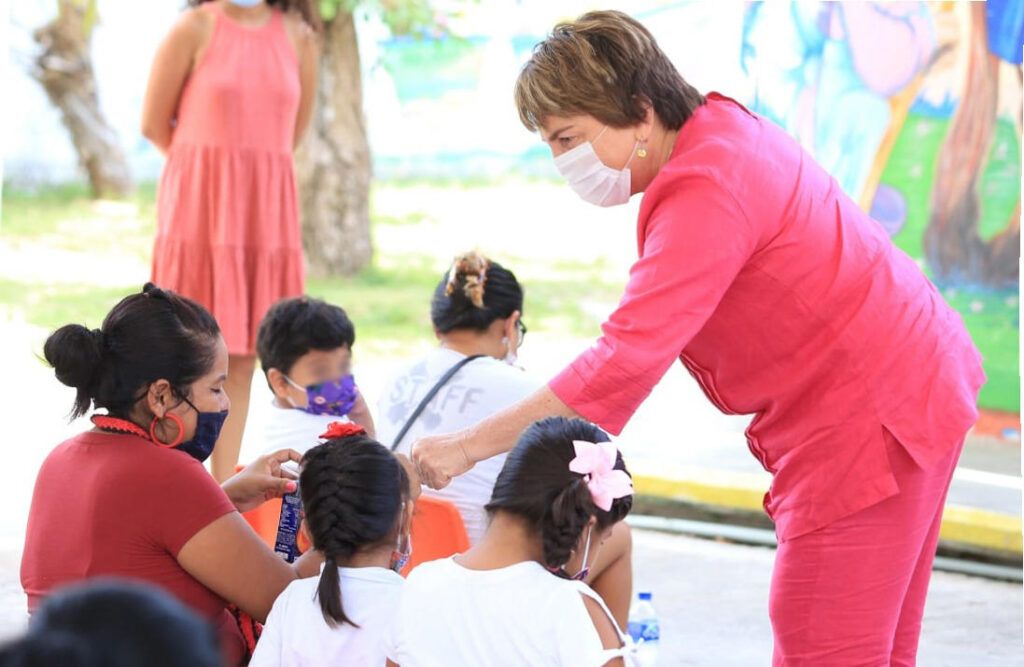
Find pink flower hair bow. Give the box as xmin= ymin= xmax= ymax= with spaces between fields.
xmin=568 ymin=440 xmax=633 ymax=511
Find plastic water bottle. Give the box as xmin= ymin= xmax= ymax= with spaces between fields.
xmin=627 ymin=591 xmax=660 ymax=666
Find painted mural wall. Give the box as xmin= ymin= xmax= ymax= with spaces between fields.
xmin=737 ymin=0 xmax=1021 ymax=413
xmin=364 ymin=0 xmax=1022 ymax=413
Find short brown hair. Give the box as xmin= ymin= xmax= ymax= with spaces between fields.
xmin=514 ymin=10 xmax=704 ymax=133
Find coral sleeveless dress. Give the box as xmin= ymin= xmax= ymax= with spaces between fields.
xmin=152 ymin=5 xmax=305 ymax=355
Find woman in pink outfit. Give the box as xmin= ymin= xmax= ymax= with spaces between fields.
xmin=142 ymin=0 xmax=318 ymax=481
xmin=412 ymin=11 xmax=986 ymax=666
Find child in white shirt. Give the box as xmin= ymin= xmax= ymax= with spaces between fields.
xmin=387 ymin=417 xmax=636 ymax=667
xmin=254 ymin=296 xmax=375 ymax=457
xmin=251 ymin=423 xmax=413 ymax=666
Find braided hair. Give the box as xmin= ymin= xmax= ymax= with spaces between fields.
xmin=299 ymin=435 xmax=410 ymax=627
xmin=485 ymin=417 xmax=632 ymax=572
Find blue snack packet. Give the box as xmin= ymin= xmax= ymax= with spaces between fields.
xmin=274 ymin=489 xmax=303 ymax=562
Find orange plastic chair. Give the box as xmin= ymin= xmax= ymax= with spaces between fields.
xmin=401 ymin=496 xmax=470 ymax=576
xmin=235 ymin=468 xmax=467 ymax=570
xmin=241 ymin=497 xmax=285 ymax=549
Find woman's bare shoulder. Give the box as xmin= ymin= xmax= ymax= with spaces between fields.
xmin=165 ymin=5 xmax=216 ymax=50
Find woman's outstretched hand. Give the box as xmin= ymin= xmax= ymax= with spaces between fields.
xmin=411 ymin=387 xmax=578 ymax=489
xmin=411 ymin=431 xmax=476 ymax=490
xmin=221 ymin=448 xmax=302 ymax=513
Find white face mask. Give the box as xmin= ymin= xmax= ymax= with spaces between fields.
xmin=501 ymin=337 xmax=518 ymax=367
xmin=228 ymin=0 xmax=264 ymax=7
xmin=553 ymin=127 xmax=638 ymax=207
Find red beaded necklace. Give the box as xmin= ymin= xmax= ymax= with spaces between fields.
xmin=91 ymin=414 xmax=151 ymax=440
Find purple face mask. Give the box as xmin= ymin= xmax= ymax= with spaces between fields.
xmin=286 ymin=374 xmax=358 ymax=417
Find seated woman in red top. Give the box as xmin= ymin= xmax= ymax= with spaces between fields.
xmin=21 ymin=283 xmax=321 ymax=666
xmin=412 ymin=10 xmax=986 ymax=667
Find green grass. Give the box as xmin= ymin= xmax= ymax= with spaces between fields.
xmin=1 ymin=183 xmax=157 ymax=239
xmin=0 ymin=279 xmax=135 ymax=331
xmin=0 ymin=181 xmax=621 ymax=344
xmin=0 ymin=257 xmax=617 ymax=346
xmin=307 ymin=252 xmax=619 ymax=343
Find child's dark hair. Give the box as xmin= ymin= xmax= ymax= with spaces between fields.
xmin=431 ymin=251 xmax=524 ymax=333
xmin=300 ymin=435 xmax=409 ymax=628
xmin=43 ymin=283 xmax=220 ymax=421
xmin=485 ymin=417 xmax=632 ymax=572
xmin=0 ymin=579 xmax=221 ymax=667
xmin=256 ymin=297 xmax=355 ymax=384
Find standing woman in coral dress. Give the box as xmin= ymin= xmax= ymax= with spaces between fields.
xmin=142 ymin=0 xmax=318 ymax=480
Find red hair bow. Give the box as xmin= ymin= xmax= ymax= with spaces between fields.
xmin=319 ymin=421 xmax=367 ymax=440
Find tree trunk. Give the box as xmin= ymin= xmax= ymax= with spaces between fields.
xmin=924 ymin=1 xmax=1018 ymax=289
xmin=295 ymin=10 xmax=373 ymax=278
xmin=31 ymin=0 xmax=133 ymax=199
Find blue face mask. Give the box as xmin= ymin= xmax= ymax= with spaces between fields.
xmin=227 ymin=0 xmax=264 ymax=7
xmin=179 ymin=398 xmax=228 ymax=463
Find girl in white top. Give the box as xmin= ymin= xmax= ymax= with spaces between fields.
xmin=251 ymin=423 xmax=414 ymax=667
xmin=377 ymin=252 xmax=538 ymax=543
xmin=387 ymin=416 xmax=637 ymax=667
xmin=379 ymin=251 xmax=635 ymax=629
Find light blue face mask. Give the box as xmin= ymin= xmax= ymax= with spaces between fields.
xmin=227 ymin=0 xmax=264 ymax=7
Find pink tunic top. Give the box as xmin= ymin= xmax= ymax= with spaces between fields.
xmin=152 ymin=5 xmax=304 ymax=355
xmin=549 ymin=93 xmax=986 ymax=541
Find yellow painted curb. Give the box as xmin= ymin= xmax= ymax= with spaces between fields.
xmin=632 ymin=471 xmax=1023 ymax=555
xmin=633 ymin=472 xmax=766 ymax=512
xmin=940 ymin=506 xmax=1023 ymax=554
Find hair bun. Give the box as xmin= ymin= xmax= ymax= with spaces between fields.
xmin=43 ymin=323 xmax=104 ymax=392
xmin=444 ymin=251 xmax=489 ymax=308
xmin=142 ymin=282 xmax=168 ymax=300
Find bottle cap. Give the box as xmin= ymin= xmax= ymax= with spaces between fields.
xmin=639 ymin=592 xmax=652 ymax=601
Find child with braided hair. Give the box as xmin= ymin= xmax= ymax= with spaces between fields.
xmin=250 ymin=422 xmax=414 ymax=666
xmin=387 ymin=417 xmax=636 ymax=667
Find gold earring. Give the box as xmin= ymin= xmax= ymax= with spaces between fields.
xmin=637 ymin=141 xmax=648 ymax=158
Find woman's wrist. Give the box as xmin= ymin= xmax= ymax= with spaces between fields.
xmin=460 ymin=428 xmax=484 ymax=465
xmin=458 ymin=438 xmax=475 ymax=467
xmin=220 ymin=476 xmax=244 ymax=510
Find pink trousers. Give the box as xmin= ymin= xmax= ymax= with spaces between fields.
xmin=769 ymin=429 xmax=964 ymax=666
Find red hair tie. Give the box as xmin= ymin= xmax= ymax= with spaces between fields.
xmin=320 ymin=421 xmax=367 ymax=440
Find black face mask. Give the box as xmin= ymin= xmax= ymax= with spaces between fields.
xmin=177 ymin=397 xmax=228 ymax=463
